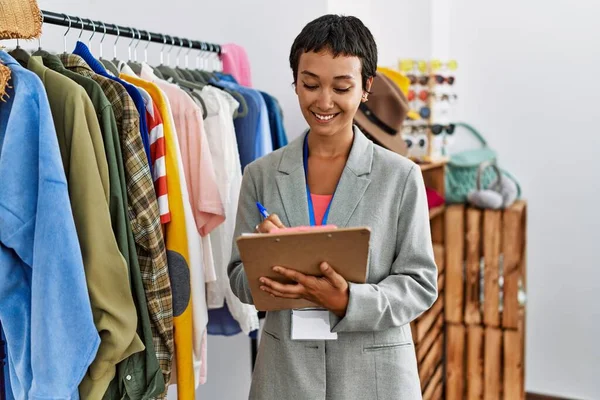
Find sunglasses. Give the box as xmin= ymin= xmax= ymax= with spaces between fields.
xmin=430 ymin=124 xmax=456 ymax=135
xmin=435 ymin=75 xmax=455 ymax=85
xmin=402 ymin=125 xmax=429 ymax=134
xmin=404 ymin=136 xmax=428 ymax=149
xmin=408 ymin=90 xmax=436 ymax=102
xmin=430 ymin=59 xmax=458 ymax=71
xmin=407 ymin=74 xmax=431 ymax=86
xmin=419 ymin=106 xmax=431 ymax=119
xmin=433 ymin=93 xmax=458 ymax=102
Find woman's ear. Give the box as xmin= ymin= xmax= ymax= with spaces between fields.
xmin=365 ymin=76 xmax=374 ymax=93
xmin=362 ymin=76 xmax=375 ymax=102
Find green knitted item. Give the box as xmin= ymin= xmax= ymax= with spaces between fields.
xmin=445 ymin=123 xmax=520 ymax=204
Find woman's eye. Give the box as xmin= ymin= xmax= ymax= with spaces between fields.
xmin=303 ymin=84 xmax=318 ymax=90
xmin=334 ymin=88 xmax=351 ymax=93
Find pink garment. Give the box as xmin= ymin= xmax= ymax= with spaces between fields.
xmin=220 ymin=43 xmax=253 ymax=87
xmin=141 ymin=68 xmax=225 ymax=236
xmin=311 ymin=194 xmax=333 ymax=226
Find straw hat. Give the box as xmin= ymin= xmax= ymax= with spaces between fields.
xmin=0 ymin=61 xmax=10 ymax=102
xmin=0 ymin=0 xmax=42 ymax=40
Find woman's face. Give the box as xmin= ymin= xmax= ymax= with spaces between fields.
xmin=295 ymin=50 xmax=371 ymax=138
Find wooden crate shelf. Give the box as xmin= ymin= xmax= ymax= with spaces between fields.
xmin=415 ymin=161 xmax=527 ymax=399
xmin=443 ymin=200 xmax=528 ymax=400
xmin=444 ymin=201 xmax=528 ymax=328
xmin=445 ymin=310 xmax=525 ymax=400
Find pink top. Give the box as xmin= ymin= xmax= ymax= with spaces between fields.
xmin=220 ymin=44 xmax=253 ymax=87
xmin=311 ymin=194 xmax=333 ymax=226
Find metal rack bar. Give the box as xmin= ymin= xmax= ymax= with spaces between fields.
xmin=41 ymin=10 xmax=221 ymax=54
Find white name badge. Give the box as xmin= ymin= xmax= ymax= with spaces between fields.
xmin=291 ymin=309 xmax=338 ymax=341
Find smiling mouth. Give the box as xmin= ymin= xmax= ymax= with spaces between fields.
xmin=311 ymin=111 xmax=340 ymax=122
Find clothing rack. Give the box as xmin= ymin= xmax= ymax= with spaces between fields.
xmin=0 ymin=11 xmax=222 ymax=398
xmin=41 ymin=10 xmax=222 ymax=54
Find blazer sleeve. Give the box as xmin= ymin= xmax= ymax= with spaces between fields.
xmin=227 ymin=165 xmax=259 ymax=304
xmin=330 ymin=165 xmax=438 ymax=333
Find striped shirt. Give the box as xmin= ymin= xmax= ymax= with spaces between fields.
xmin=133 ymin=84 xmax=170 ymax=224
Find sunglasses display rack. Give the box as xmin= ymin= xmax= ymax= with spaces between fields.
xmin=399 ymin=59 xmax=458 ymax=163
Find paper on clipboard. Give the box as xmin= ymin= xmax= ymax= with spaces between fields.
xmin=236 ymin=226 xmax=371 ymax=311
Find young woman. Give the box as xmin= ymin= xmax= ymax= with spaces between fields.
xmin=228 ymin=14 xmax=438 ymax=399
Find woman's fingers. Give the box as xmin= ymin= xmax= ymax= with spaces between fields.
xmin=269 ymin=214 xmax=286 ymax=228
xmin=272 ymin=266 xmax=310 ymax=286
xmin=320 ymin=262 xmax=347 ymax=288
xmin=260 ymin=285 xmax=302 ymax=299
xmin=256 ymin=213 xmax=286 ymax=233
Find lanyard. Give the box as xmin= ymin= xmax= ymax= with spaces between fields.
xmin=303 ymin=134 xmax=337 ymax=226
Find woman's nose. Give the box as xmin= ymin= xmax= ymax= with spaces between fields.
xmin=316 ymin=90 xmax=334 ymax=111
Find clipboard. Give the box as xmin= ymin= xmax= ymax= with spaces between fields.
xmin=236 ymin=226 xmax=371 ymax=311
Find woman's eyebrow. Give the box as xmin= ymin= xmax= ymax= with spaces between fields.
xmin=301 ymin=70 xmax=355 ymax=80
xmin=301 ymin=70 xmax=319 ymax=79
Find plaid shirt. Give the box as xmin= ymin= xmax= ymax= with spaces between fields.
xmin=61 ymin=54 xmax=174 ymax=385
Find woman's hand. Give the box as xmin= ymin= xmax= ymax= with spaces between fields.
xmin=255 ymin=214 xmax=285 ymax=233
xmin=259 ymin=262 xmax=349 ymax=318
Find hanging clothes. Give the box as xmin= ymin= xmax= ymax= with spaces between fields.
xmin=74 ymin=42 xmax=153 ymax=172
xmin=36 ymin=51 xmax=165 ymax=398
xmin=25 ymin=54 xmax=145 ymax=398
xmin=197 ymin=85 xmax=260 ymax=336
xmin=260 ymin=91 xmax=288 ymax=150
xmin=120 ymin=70 xmax=196 ymax=399
xmin=0 ymin=50 xmax=100 ymax=399
xmin=212 ymin=79 xmax=273 ymax=170
xmin=60 ymin=52 xmax=174 ymax=390
xmin=119 ymin=63 xmax=170 ymax=223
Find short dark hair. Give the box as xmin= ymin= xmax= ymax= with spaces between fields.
xmin=289 ymin=14 xmax=378 ymax=90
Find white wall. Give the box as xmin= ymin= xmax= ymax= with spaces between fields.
xmin=445 ymin=0 xmax=600 ymax=398
xmin=328 ymin=0 xmax=432 ymax=69
xmin=9 ymin=0 xmax=598 ymax=398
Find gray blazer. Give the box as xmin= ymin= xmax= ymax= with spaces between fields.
xmin=228 ymin=127 xmax=438 ymax=400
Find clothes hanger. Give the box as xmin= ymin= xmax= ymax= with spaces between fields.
xmin=154 ymin=35 xmax=209 ymax=119
xmin=198 ymin=43 xmax=249 ymax=118
xmin=156 ymin=35 xmax=185 ymax=81
xmin=146 ymin=33 xmax=167 ymax=81
xmin=176 ymin=38 xmax=197 ymax=81
xmin=8 ymin=9 xmax=48 ymax=65
xmin=127 ymin=28 xmax=143 ymax=75
xmin=8 ymin=37 xmax=31 ymax=67
xmin=98 ymin=21 xmax=117 ymax=74
xmin=99 ymin=23 xmax=120 ymax=76
xmin=188 ymin=42 xmax=207 ymax=83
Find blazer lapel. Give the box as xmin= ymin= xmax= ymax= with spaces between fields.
xmin=275 ymin=127 xmax=374 ymax=228
xmin=276 ymin=132 xmax=310 ymax=227
xmin=326 ymin=127 xmax=373 ymax=228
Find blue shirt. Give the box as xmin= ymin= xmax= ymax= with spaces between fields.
xmin=0 ymin=51 xmax=100 ymax=400
xmin=73 ymin=41 xmax=153 ymax=173
xmin=260 ymin=91 xmax=288 ymax=150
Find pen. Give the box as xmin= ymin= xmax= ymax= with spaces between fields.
xmin=256 ymin=202 xmax=270 ymax=219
